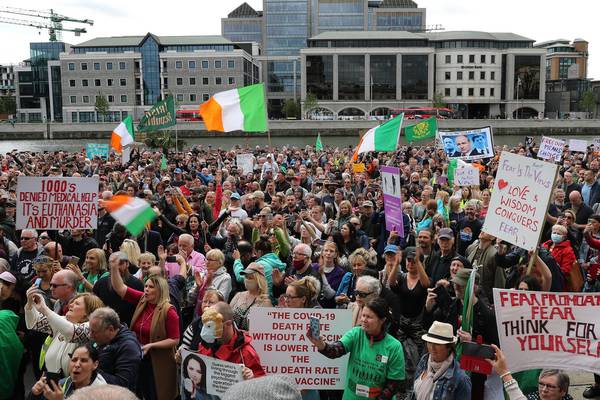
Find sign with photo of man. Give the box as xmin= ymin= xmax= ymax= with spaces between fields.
xmin=439 ymin=127 xmax=494 ymax=161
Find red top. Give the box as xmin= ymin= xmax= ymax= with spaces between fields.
xmin=124 ymin=287 xmax=180 ymax=345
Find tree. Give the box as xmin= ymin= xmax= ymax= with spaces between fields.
xmin=94 ymin=93 xmax=110 ymax=122
xmin=579 ymin=90 xmax=596 ymax=118
xmin=143 ymin=130 xmax=185 ymax=154
xmin=282 ymin=99 xmax=300 ymax=119
xmin=303 ymin=92 xmax=318 ymax=119
xmin=0 ymin=95 xmax=16 ymax=116
xmin=432 ymin=92 xmax=447 ymax=108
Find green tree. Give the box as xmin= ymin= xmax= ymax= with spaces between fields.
xmin=432 ymin=92 xmax=447 ymax=108
xmin=303 ymin=92 xmax=318 ymax=119
xmin=579 ymin=90 xmax=596 ymax=118
xmin=0 ymin=95 xmax=16 ymax=116
xmin=143 ymin=130 xmax=185 ymax=153
xmin=94 ymin=93 xmax=110 ymax=122
xmin=282 ymin=99 xmax=300 ymax=119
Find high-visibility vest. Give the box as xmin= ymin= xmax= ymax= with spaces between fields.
xmin=38 ymin=335 xmax=53 ymax=370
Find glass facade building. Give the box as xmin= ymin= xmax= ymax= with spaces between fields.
xmin=140 ymin=36 xmax=161 ymax=106
xmin=222 ymin=20 xmax=262 ymax=44
xmin=370 ymin=55 xmax=396 ymax=100
xmin=30 ymin=42 xmax=66 ymax=122
xmin=317 ymin=0 xmax=364 ymax=32
xmin=338 ymin=55 xmax=364 ymax=100
xmin=306 ymin=55 xmax=333 ymax=99
xmin=514 ymin=55 xmax=541 ymax=100
xmin=375 ymin=12 xmax=422 ymax=31
xmin=401 ymin=54 xmax=428 ymax=99
xmin=265 ymin=0 xmax=309 ymax=55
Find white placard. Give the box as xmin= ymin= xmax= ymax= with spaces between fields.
xmin=249 ymin=307 xmax=352 ymax=390
xmin=538 ymin=136 xmax=565 ymax=162
xmin=454 ymin=164 xmax=480 ymax=186
xmin=16 ymin=177 xmax=99 ymax=230
xmin=594 ymin=138 xmax=600 ymax=151
xmin=482 ymin=152 xmax=558 ymax=250
xmin=236 ymin=153 xmax=255 ymax=175
xmin=181 ymin=350 xmax=243 ymax=398
xmin=439 ymin=126 xmax=494 ymax=161
xmin=494 ymin=288 xmax=600 ymax=375
xmin=569 ymin=139 xmax=588 ymax=153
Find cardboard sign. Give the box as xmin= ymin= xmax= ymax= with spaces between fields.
xmin=454 ymin=163 xmax=480 ymax=186
xmin=249 ymin=307 xmax=352 ymax=390
xmin=494 ymin=288 xmax=600 ymax=375
xmin=236 ymin=153 xmax=255 ymax=175
xmin=85 ymin=143 xmax=109 ymax=159
xmin=439 ymin=127 xmax=494 ymax=161
xmin=381 ymin=166 xmax=404 ymax=236
xmin=352 ymin=163 xmax=366 ymax=173
xmin=16 ymin=177 xmax=99 ymax=230
xmin=537 ymin=137 xmax=565 ymax=162
xmin=180 ymin=350 xmax=243 ymax=399
xmin=569 ymin=139 xmax=588 ymax=153
xmin=482 ymin=152 xmax=557 ymax=250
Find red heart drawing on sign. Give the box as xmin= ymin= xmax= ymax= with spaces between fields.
xmin=498 ymin=179 xmax=508 ymax=190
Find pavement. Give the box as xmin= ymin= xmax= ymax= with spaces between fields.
xmin=570 ymin=371 xmax=597 ymax=399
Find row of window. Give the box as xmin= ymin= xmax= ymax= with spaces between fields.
xmin=167 ymin=77 xmax=236 ymax=86
xmin=444 ymin=70 xmax=496 ymax=81
xmin=69 ymin=78 xmax=128 ymax=88
xmin=169 ymin=60 xmax=236 ymax=69
xmin=174 ymin=93 xmax=211 ymax=102
xmin=444 ymin=54 xmax=496 ymax=64
xmin=68 ymin=61 xmax=128 ymax=71
xmin=443 ymin=87 xmax=496 ymax=97
xmin=69 ymin=94 xmax=128 ymax=104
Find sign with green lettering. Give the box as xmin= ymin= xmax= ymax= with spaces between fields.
xmin=137 ymin=96 xmax=176 ymax=132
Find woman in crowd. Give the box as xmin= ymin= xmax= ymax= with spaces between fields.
xmin=203 ymin=249 xmax=232 ymax=301
xmin=230 ymin=263 xmax=272 ymax=331
xmin=308 ymin=297 xmax=406 ymax=400
xmin=25 ymin=290 xmax=104 ymax=378
xmin=120 ymin=239 xmax=142 ymax=272
xmin=109 ymin=256 xmax=179 ymax=400
xmin=335 ymin=248 xmax=375 ymax=307
xmin=312 ymin=241 xmax=345 ymax=308
xmin=543 ymin=224 xmax=576 ymax=278
xmin=30 ymin=343 xmax=107 ymax=399
xmin=479 ymin=189 xmax=491 ymax=219
xmin=282 ymin=276 xmax=320 ymax=309
xmin=69 ymin=249 xmax=108 ymax=293
xmin=331 ymin=222 xmax=361 ymax=262
xmin=133 ymin=252 xmax=157 ymax=282
xmin=334 ymin=200 xmax=354 ymax=231
xmin=345 ymin=275 xmax=382 ymax=326
xmin=179 ymin=288 xmax=225 ymax=356
xmin=31 ymin=256 xmax=55 ymax=301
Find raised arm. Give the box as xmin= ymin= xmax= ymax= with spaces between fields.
xmin=110 ymin=260 xmax=128 ymax=299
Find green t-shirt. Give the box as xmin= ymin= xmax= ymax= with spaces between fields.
xmin=339 ymin=326 xmax=405 ymax=400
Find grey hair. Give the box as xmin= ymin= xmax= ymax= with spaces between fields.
xmin=89 ymin=307 xmax=121 ymax=330
xmin=539 ymin=369 xmax=569 ymax=393
xmin=21 ymin=228 xmax=38 ymax=238
xmin=69 ymin=384 xmax=139 ymax=400
xmin=356 ymin=276 xmax=381 ymax=296
xmin=294 ymin=243 xmax=312 ymax=258
xmin=109 ymin=251 xmax=129 ymax=263
xmin=179 ymin=233 xmax=194 ymax=245
xmin=466 ymin=199 xmax=479 ymax=209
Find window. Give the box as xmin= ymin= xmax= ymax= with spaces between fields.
xmin=176 ymin=78 xmax=183 ymax=85
xmin=480 ymin=88 xmax=485 ymax=96
xmin=480 ymin=55 xmax=486 ymax=63
xmin=81 ymin=63 xmax=88 ymax=70
xmin=120 ymin=78 xmax=126 ymax=86
xmin=68 ymin=63 xmax=75 ymax=71
xmin=163 ymin=77 xmax=168 ymax=89
xmin=69 ymin=80 xmax=76 ymax=87
xmin=94 ymin=62 xmax=101 ymax=70
xmin=468 ymin=88 xmax=474 ymax=96
xmin=491 ymin=55 xmax=496 ymax=64
xmin=445 ymin=55 xmax=451 ymax=64
xmin=162 ymin=60 xmax=168 ymax=68
xmin=468 ymin=71 xmax=474 ymax=80
xmin=83 ymin=95 xmax=89 ymax=103
xmin=215 ymin=77 xmax=222 ymax=84
xmin=480 ymin=71 xmax=485 ymax=80
xmin=228 ymin=60 xmax=235 ymax=69
xmin=106 ymin=62 xmax=113 ymax=70
xmin=444 ymin=88 xmax=451 ymax=96
xmin=189 ymin=77 xmax=196 ymax=85
xmin=70 ymin=96 xmax=76 ymax=104
xmin=490 ymin=71 xmax=495 ymax=80
xmin=82 ymin=79 xmax=89 ymax=87
xmin=119 ymin=62 xmax=126 ymax=70
xmin=457 ymin=71 xmax=463 ymax=80
xmin=175 ymin=61 xmax=183 ymax=69
xmin=457 ymin=55 xmax=463 ymax=64
xmin=228 ymin=77 xmax=235 ymax=84
xmin=456 ymin=88 xmax=462 ymax=96
xmin=189 ymin=60 xmax=196 ymax=69
xmin=202 ymin=60 xmax=209 ymax=69
xmin=190 ymin=94 xmax=197 ymax=102
xmin=95 ymin=79 xmax=101 ymax=86
xmin=490 ymin=88 xmax=495 ymax=96
xmin=108 ymin=95 xmax=114 ymax=103
xmin=107 ymin=79 xmax=113 ymax=86
xmin=202 ymin=77 xmax=209 ymax=85
xmin=120 ymin=95 xmax=127 ymax=103
xmin=176 ymin=94 xmax=184 ymax=102
xmin=71 ymin=112 xmax=77 ymax=122
xmin=445 ymin=72 xmax=451 ymax=80
xmin=469 ymin=55 xmax=475 ymax=63
xmin=202 ymin=93 xmax=210 ymax=101
xmin=215 ymin=60 xmax=222 ymax=69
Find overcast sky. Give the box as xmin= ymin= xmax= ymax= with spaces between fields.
xmin=0 ymin=0 xmax=598 ymax=79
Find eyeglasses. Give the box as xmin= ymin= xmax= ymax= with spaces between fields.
xmin=282 ymin=294 xmax=302 ymax=300
xmin=20 ymin=237 xmax=35 ymax=241
xmin=292 ymin=252 xmax=307 ymax=257
xmin=39 ymin=236 xmax=49 ymax=240
xmin=355 ymin=290 xmax=373 ymax=298
xmin=50 ymin=283 xmax=68 ymax=289
xmin=538 ymin=382 xmax=559 ymax=391
xmin=206 ymin=258 xmax=220 ymax=262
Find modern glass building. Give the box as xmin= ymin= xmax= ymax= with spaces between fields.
xmin=221 ymin=2 xmax=263 ymax=44
xmin=30 ymin=42 xmax=67 ymax=122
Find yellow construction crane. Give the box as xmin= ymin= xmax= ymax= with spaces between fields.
xmin=0 ymin=7 xmax=93 ymax=41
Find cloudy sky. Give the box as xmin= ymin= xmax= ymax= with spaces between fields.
xmin=0 ymin=0 xmax=597 ymax=79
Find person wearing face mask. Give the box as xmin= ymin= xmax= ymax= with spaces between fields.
xmin=229 ymin=263 xmax=272 ymax=331
xmin=542 ymin=225 xmax=576 ymax=290
xmin=272 ymin=243 xmax=324 ymax=302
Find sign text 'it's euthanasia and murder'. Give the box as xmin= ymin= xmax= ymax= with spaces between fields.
xmin=494 ymin=289 xmax=600 ymax=374
xmin=249 ymin=307 xmax=352 ymax=390
xmin=16 ymin=177 xmax=99 ymax=230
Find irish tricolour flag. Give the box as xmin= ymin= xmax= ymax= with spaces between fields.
xmin=353 ymin=114 xmax=403 ymax=160
xmin=199 ymin=83 xmax=267 ymax=132
xmin=103 ymin=195 xmax=157 ymax=236
xmin=111 ymin=116 xmax=134 ymax=153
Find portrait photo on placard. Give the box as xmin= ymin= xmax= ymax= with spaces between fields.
xmin=439 ymin=127 xmax=494 ymax=161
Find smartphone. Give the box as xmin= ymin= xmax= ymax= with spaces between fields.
xmin=462 ymin=341 xmax=496 ymax=360
xmin=46 ymin=371 xmax=62 ymax=387
xmin=309 ymin=316 xmax=320 ymax=339
xmin=166 ymin=255 xmax=177 ymax=263
xmin=70 ymin=256 xmax=80 ymax=265
xmin=34 ymin=278 xmax=42 ymax=287
xmin=433 ymin=285 xmax=451 ymax=307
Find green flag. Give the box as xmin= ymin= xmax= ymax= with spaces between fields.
xmin=456 ymin=268 xmax=477 ymax=360
xmin=160 ymin=154 xmax=167 ymax=170
xmin=316 ymin=133 xmax=323 ymax=151
xmin=404 ymin=117 xmax=437 ymax=143
xmin=138 ymin=96 xmax=176 ymax=132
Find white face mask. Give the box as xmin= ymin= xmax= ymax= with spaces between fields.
xmin=200 ymin=322 xmax=217 ymax=344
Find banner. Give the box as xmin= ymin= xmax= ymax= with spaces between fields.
xmin=236 ymin=153 xmax=255 ymax=175
xmin=249 ymin=307 xmax=352 ymax=390
xmin=381 ymin=166 xmax=404 ymax=236
xmin=16 ymin=177 xmax=99 ymax=230
xmin=569 ymin=138 xmax=588 ymax=153
xmin=180 ymin=350 xmax=243 ymax=399
xmin=494 ymin=288 xmax=600 ymax=375
xmin=482 ymin=152 xmax=557 ymax=250
xmin=137 ymin=96 xmax=176 ymax=132
xmin=404 ymin=117 xmax=437 ymax=142
xmin=454 ymin=163 xmax=480 ymax=186
xmin=439 ymin=127 xmax=494 ymax=161
xmin=537 ymin=136 xmax=565 ymax=162
xmin=85 ymin=143 xmax=109 ymax=159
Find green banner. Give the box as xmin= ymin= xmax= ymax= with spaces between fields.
xmin=138 ymin=96 xmax=176 ymax=132
xmin=404 ymin=117 xmax=437 ymax=143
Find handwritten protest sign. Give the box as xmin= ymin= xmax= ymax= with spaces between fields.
xmin=352 ymin=163 xmax=365 ymax=173
xmin=249 ymin=307 xmax=352 ymax=390
xmin=537 ymin=137 xmax=565 ymax=162
xmin=85 ymin=143 xmax=109 ymax=159
xmin=454 ymin=163 xmax=480 ymax=186
xmin=236 ymin=153 xmax=255 ymax=175
xmin=569 ymin=138 xmax=588 ymax=153
xmin=482 ymin=152 xmax=557 ymax=250
xmin=494 ymin=288 xmax=600 ymax=374
xmin=381 ymin=166 xmax=404 ymax=236
xmin=16 ymin=177 xmax=99 ymax=230
xmin=180 ymin=350 xmax=243 ymax=399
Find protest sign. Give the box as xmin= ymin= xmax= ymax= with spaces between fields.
xmin=180 ymin=350 xmax=243 ymax=399
xmin=249 ymin=307 xmax=352 ymax=390
xmin=454 ymin=163 xmax=480 ymax=186
xmin=137 ymin=96 xmax=176 ymax=132
xmin=494 ymin=288 xmax=600 ymax=375
xmin=16 ymin=177 xmax=99 ymax=230
xmin=439 ymin=126 xmax=494 ymax=161
xmin=381 ymin=166 xmax=404 ymax=236
xmin=537 ymin=136 xmax=565 ymax=162
xmin=594 ymin=137 xmax=600 ymax=151
xmin=352 ymin=163 xmax=365 ymax=173
xmin=235 ymin=153 xmax=255 ymax=175
xmin=525 ymin=136 xmax=535 ymax=147
xmin=569 ymin=138 xmax=588 ymax=153
xmin=482 ymin=152 xmax=557 ymax=250
xmin=85 ymin=143 xmax=109 ymax=159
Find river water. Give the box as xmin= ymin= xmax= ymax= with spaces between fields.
xmin=0 ymin=134 xmax=597 ymax=153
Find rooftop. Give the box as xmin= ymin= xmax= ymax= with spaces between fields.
xmin=310 ymin=30 xmax=424 ymax=41
xmin=424 ymin=31 xmax=534 ymax=42
xmin=228 ymin=2 xmax=262 ymax=18
xmin=310 ymin=30 xmax=535 ymax=42
xmin=378 ymin=0 xmax=419 ymax=8
xmin=73 ymin=33 xmax=233 ymax=48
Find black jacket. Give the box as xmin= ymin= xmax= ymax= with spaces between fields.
xmin=97 ymin=325 xmax=142 ymax=391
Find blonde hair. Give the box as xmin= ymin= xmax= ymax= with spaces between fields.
xmin=85 ymin=248 xmax=107 ymax=273
xmin=348 ymin=248 xmax=376 ymax=268
xmin=120 ymin=239 xmax=141 ymax=267
xmin=70 ymin=293 xmax=105 ymax=322
xmin=289 ymin=276 xmax=319 ymax=307
xmin=552 ymin=224 xmax=568 ymax=236
xmin=139 ymin=252 xmax=156 ymax=264
xmin=206 ymin=249 xmax=225 ymax=266
xmin=337 ymin=200 xmax=353 ymax=218
xmin=145 ymin=275 xmax=171 ymax=306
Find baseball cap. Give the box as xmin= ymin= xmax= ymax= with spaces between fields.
xmin=451 ymin=255 xmax=472 ymax=269
xmin=230 ymin=192 xmax=241 ymax=200
xmin=362 ymin=201 xmax=373 ymax=208
xmin=240 ymin=263 xmax=265 ymax=277
xmin=404 ymin=246 xmax=417 ymax=260
xmin=0 ymin=271 xmax=16 ymax=284
xmin=174 ymin=168 xmax=182 ymax=174
xmin=384 ymin=244 xmax=398 ymax=254
xmin=438 ymin=228 xmax=454 ymax=240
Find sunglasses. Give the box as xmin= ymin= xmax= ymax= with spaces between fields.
xmin=355 ymin=290 xmax=373 ymax=298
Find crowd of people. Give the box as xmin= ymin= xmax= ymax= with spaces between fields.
xmin=0 ymin=139 xmax=599 ymax=400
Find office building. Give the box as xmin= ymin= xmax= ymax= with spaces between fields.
xmin=60 ymin=33 xmax=260 ymax=123
xmin=0 ymin=64 xmax=15 ymax=96
xmin=221 ymin=2 xmax=263 ymax=44
xmin=301 ymin=30 xmax=546 ymax=119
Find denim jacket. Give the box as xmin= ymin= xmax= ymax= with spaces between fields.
xmin=409 ymin=354 xmax=471 ymax=400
